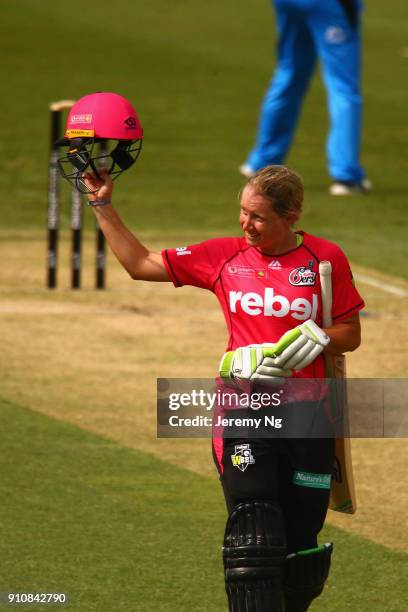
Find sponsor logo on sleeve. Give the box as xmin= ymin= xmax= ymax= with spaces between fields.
xmin=289 ymin=267 xmax=316 ymax=286
xmin=231 ymin=444 xmax=255 ymax=472
xmin=176 ymin=247 xmax=192 ymax=256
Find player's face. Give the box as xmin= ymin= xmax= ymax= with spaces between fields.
xmin=239 ymin=185 xmax=295 ymax=254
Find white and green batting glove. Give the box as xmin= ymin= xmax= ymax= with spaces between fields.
xmin=271 ymin=320 xmax=330 ymax=371
xmin=219 ymin=345 xmax=292 ymax=386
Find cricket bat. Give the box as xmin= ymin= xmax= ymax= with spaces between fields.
xmin=319 ymin=261 xmax=357 ymax=514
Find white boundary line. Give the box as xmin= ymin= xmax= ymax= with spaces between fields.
xmin=355 ymin=273 xmax=408 ymax=298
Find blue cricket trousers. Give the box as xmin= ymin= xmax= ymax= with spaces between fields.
xmin=246 ymin=0 xmax=365 ymax=182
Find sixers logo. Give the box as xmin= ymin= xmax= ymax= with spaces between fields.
xmin=289 ymin=267 xmax=316 ymax=286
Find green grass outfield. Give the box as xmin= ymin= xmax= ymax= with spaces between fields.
xmin=1 ymin=3 xmax=407 ymax=610
xmin=0 ymin=399 xmax=406 ymax=612
xmin=0 ymin=0 xmax=407 ymax=277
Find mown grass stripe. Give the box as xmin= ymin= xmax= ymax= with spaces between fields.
xmin=0 ymin=398 xmax=406 ymax=611
xmin=0 ymin=0 xmax=407 ymax=279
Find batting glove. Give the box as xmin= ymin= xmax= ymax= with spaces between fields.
xmin=270 ymin=320 xmax=330 ymax=371
xmin=219 ymin=345 xmax=292 ymax=386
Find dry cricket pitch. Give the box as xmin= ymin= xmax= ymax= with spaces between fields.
xmin=1 ymin=231 xmax=407 ymax=552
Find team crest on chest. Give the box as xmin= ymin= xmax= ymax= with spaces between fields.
xmin=289 ymin=266 xmax=316 ymax=286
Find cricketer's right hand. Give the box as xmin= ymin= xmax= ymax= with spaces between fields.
xmin=84 ymin=169 xmax=113 ymax=202
xmin=219 ymin=345 xmax=292 ymax=386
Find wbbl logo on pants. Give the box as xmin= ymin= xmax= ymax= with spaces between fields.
xmin=231 ymin=444 xmax=255 ymax=472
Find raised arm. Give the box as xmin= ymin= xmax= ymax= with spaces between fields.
xmin=84 ymin=170 xmax=170 ymax=282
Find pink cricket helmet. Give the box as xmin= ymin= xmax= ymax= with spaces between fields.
xmin=65 ymin=92 xmax=143 ymax=141
xmin=58 ymin=92 xmax=143 ymax=194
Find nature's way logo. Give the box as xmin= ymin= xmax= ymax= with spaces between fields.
xmin=293 ymin=471 xmax=331 ymax=489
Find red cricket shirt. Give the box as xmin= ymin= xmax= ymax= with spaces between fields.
xmin=162 ymin=232 xmax=364 ymax=380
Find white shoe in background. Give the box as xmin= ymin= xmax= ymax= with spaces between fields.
xmin=239 ymin=164 xmax=257 ymax=178
xmin=329 ymin=178 xmax=373 ymax=196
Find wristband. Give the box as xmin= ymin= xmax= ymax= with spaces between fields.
xmin=87 ymin=199 xmax=112 ymax=207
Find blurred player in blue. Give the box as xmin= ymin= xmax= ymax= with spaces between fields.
xmin=240 ymin=0 xmax=372 ymax=195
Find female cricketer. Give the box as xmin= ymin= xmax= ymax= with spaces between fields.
xmin=83 ymin=164 xmax=364 ymax=612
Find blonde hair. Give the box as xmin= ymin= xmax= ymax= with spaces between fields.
xmin=246 ymin=165 xmax=304 ymax=219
